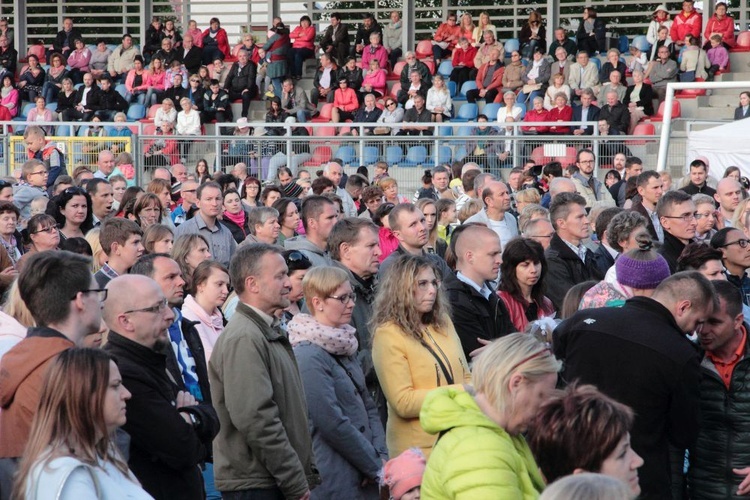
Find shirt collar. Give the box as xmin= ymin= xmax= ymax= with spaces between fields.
xmin=456 ymin=272 xmax=492 ymax=300
xmin=707 ymin=325 xmax=747 ymax=367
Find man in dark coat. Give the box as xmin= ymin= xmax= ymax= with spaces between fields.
xmin=657 ymin=190 xmax=697 ymax=273
xmin=598 ymin=89 xmax=630 ymax=134
xmin=320 ymin=12 xmax=350 ymax=66
xmin=631 ymin=170 xmax=665 ymax=242
xmin=103 ymin=275 xmax=219 ymax=500
xmin=591 ymin=207 xmax=623 ymax=277
xmin=445 ymin=224 xmax=514 ymax=360
xmin=571 ymin=88 xmax=600 ymax=135
xmin=351 ymin=13 xmax=382 ymax=58
xmin=554 ymin=271 xmax=716 ymax=499
xmin=50 ymin=17 xmax=82 ymax=62
xmin=89 ymin=76 xmax=128 ymax=121
xmin=224 ymin=48 xmax=257 ymax=118
xmin=545 ymin=192 xmax=604 ymax=311
xmin=178 ymin=34 xmax=203 ymax=75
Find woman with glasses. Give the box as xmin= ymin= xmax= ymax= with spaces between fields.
xmin=693 ymin=193 xmax=718 ymax=243
xmin=41 ymin=52 xmax=68 ymax=104
xmin=374 ymin=98 xmax=404 ymax=136
xmin=23 ymin=213 xmax=60 ymax=256
xmin=420 ymin=333 xmax=560 ymax=498
xmin=274 ymin=197 xmax=301 ymax=245
xmin=371 ymin=254 xmax=471 ymax=457
xmin=500 ymin=51 xmax=524 ymax=95
xmin=181 ymin=260 xmax=230 ymax=364
xmin=281 ymin=249 xmax=312 ymax=321
xmin=14 ymin=348 xmax=152 ymax=499
xmin=46 ymin=187 xmax=93 ymax=241
xmin=710 ymin=227 xmax=750 ymax=286
xmin=520 ymin=11 xmax=546 ymax=57
xmin=241 ymin=176 xmax=262 ymax=209
xmin=289 ymin=266 xmax=388 ymax=498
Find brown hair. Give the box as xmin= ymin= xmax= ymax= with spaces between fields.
xmin=527 ymin=384 xmax=634 ymax=483
xmin=190 ymin=260 xmax=229 ymax=296
xmin=99 ymin=217 xmax=142 ymax=256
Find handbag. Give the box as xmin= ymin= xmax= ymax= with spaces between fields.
xmin=522 ymin=83 xmax=542 ymax=94
xmin=679 ymin=50 xmax=701 ymax=82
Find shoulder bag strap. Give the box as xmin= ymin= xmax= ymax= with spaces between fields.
xmin=419 ymin=338 xmax=455 ymax=386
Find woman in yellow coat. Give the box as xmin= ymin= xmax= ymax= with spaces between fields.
xmin=371 ymin=254 xmax=471 ymax=458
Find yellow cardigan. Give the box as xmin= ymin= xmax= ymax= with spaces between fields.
xmin=372 ymin=320 xmax=471 ymax=458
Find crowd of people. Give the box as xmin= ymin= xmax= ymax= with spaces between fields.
xmin=0 ymin=8 xmax=749 ymax=500
xmin=1 ymin=129 xmax=750 ymax=499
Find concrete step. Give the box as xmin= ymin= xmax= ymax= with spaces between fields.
xmin=716 ymin=71 xmax=750 ymax=82
xmin=693 ymin=106 xmax=734 ymax=120
xmin=706 ymin=94 xmax=737 ymax=108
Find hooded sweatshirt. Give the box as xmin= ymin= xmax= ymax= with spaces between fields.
xmin=0 ymin=327 xmax=73 ymax=457
xmin=283 ymin=236 xmax=332 ymax=268
xmin=420 ymin=386 xmax=545 ymax=499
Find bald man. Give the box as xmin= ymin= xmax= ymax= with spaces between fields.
xmin=465 ymin=180 xmax=519 ymax=250
xmin=549 ymin=177 xmax=577 ymax=200
xmin=444 ymin=224 xmax=514 ymax=359
xmin=153 ymin=167 xmax=172 ymax=182
xmin=715 ymin=178 xmax=743 ymax=227
xmin=103 ymin=275 xmax=219 ymax=500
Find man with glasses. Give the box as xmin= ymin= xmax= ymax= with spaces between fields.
xmin=554 ymin=271 xmax=716 ymax=499
xmin=103 ymin=274 xmax=219 ymax=500
xmin=0 ymin=251 xmax=103 ymax=496
xmin=570 ymin=148 xmax=616 ymax=209
xmin=210 ymin=244 xmax=319 ymax=499
xmin=172 ymin=179 xmax=198 ymax=226
xmin=657 ymin=190 xmax=697 ymax=273
xmin=711 ymin=228 xmax=750 ymax=306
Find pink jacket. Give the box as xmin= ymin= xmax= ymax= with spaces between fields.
xmin=27 ymin=108 xmax=53 ymax=123
xmin=1 ymin=88 xmax=19 ymax=118
xmin=334 ymin=87 xmax=359 ymax=112
xmin=362 ymin=68 xmax=386 ymax=95
xmin=125 ymin=69 xmax=151 ymax=93
xmin=146 ymin=70 xmax=168 ymax=91
xmin=290 ymin=25 xmax=315 ymax=50
xmin=67 ymin=48 xmax=91 ymax=72
xmin=187 ymin=28 xmax=204 ymax=47
xmin=362 ymin=45 xmax=388 ymax=70
xmin=181 ymin=294 xmax=224 ymax=365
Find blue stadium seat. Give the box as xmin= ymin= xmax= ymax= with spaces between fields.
xmin=458 ymin=81 xmax=477 ymax=99
xmin=451 ymin=103 xmax=478 ymax=122
xmin=481 ymin=103 xmax=501 ymax=120
xmin=55 ymin=125 xmax=74 ymax=136
xmin=437 ymin=60 xmax=453 ymax=78
xmin=591 ymin=57 xmax=601 ymax=71
xmin=126 ymin=103 xmax=146 ymax=121
xmin=436 ymin=145 xmax=452 ymax=164
xmin=362 ymin=146 xmax=379 ymax=165
xmin=385 ymin=145 xmax=403 ymax=166
xmin=631 ymin=35 xmax=651 ymax=52
xmin=401 ymin=145 xmax=428 ymax=167
xmin=437 ymin=125 xmax=453 ymax=136
xmin=447 ymin=80 xmax=457 ymax=98
xmin=14 ymin=103 xmax=35 ymax=121
xmin=46 ymin=102 xmax=57 ymax=112
xmin=618 ymin=35 xmax=629 ymax=54
xmin=456 ymin=125 xmax=474 ymax=137
xmin=115 ymin=83 xmax=130 ymax=101
xmin=504 ymin=38 xmax=520 ymax=58
xmin=453 ymin=145 xmax=468 ymax=162
xmin=336 ymin=145 xmax=356 ymax=165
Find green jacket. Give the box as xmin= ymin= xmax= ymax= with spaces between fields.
xmin=420 ymin=386 xmax=545 ymax=499
xmin=208 ymin=302 xmax=320 ymax=497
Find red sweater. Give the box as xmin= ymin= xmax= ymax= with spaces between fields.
xmin=451 ymin=46 xmax=478 ymax=68
xmin=334 ymin=88 xmax=359 ymax=112
xmin=548 ymin=105 xmax=573 ymax=134
xmin=290 ymin=25 xmax=315 ymax=50
xmin=522 ymin=109 xmax=550 ymax=133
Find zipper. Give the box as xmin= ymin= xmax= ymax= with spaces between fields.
xmin=435 ymin=363 xmax=441 ymax=386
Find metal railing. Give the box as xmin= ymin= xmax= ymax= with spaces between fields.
xmin=0 ymin=119 xmax=688 ymax=193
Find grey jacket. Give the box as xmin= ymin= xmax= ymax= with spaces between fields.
xmin=281 ymin=86 xmax=315 ymax=115
xmin=174 ymin=213 xmax=237 ymax=267
xmin=284 ymin=236 xmax=332 ymax=268
xmin=383 ymin=21 xmax=402 ymax=52
xmin=293 ymin=341 xmax=387 ymax=499
xmin=209 ymin=303 xmax=320 ymax=497
xmin=13 ymin=184 xmax=47 ymax=221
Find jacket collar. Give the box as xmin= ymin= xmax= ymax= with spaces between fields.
xmin=107 ymin=330 xmax=167 ymax=365
xmin=626 ymin=296 xmax=685 ymax=336
xmin=26 ymin=326 xmax=70 ymax=341
xmin=549 ymin=233 xmax=585 ymax=261
xmin=235 ymin=302 xmax=285 ymax=342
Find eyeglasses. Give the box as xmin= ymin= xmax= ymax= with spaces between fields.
xmin=28 ymin=170 xmax=48 ymax=177
xmin=662 ymin=213 xmax=697 ymax=222
xmin=123 ymin=298 xmax=169 ymax=315
xmin=417 ymin=279 xmax=441 ymax=290
xmin=720 ymin=238 xmax=750 ymax=249
xmin=695 ymin=212 xmax=715 ymax=220
xmin=386 ymin=102 xmax=396 ymax=107
xmin=190 ymin=79 xmax=200 ymax=83
xmin=327 ymin=292 xmax=357 ymax=304
xmin=578 ymin=160 xmax=595 ymax=164
xmin=531 ymin=233 xmax=555 ymax=239
xmin=64 ymin=187 xmax=87 ymax=196
xmin=72 ymin=288 xmax=108 ymax=302
xmin=31 ymin=226 xmax=58 ymax=235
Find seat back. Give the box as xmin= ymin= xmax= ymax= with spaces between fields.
xmin=385 ymin=145 xmax=403 ymax=165
xmin=456 ymin=103 xmax=478 ymax=120
xmin=336 ymin=145 xmax=356 ymax=165
xmin=405 ymin=145 xmax=427 ymax=164
xmin=391 ymin=61 xmax=407 ymax=78
xmin=363 ymin=146 xmax=380 ymax=165
xmin=415 ymin=40 xmax=433 ymax=59
xmin=482 ymin=103 xmax=501 ymax=120
xmin=423 ymin=59 xmax=436 ymax=75
xmin=737 ymin=31 xmax=750 ymax=48
xmin=437 ymin=60 xmax=453 ymax=78
xmin=504 ymin=38 xmax=520 ymax=58
xmin=126 ymin=103 xmax=146 ymax=121
xmin=447 ymin=80 xmax=457 ymax=97
xmin=115 ymin=83 xmax=130 ymax=100
xmin=389 ymin=82 xmax=402 ymax=99
xmin=459 ymin=81 xmax=477 ymax=98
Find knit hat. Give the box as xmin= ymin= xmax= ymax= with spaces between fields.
xmin=381 ymin=449 xmax=426 ymax=500
xmin=615 ymin=245 xmax=670 ymax=290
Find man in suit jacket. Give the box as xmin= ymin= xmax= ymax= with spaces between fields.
xmin=568 ymin=50 xmax=599 ymax=100
xmin=178 ymin=34 xmax=202 ymax=76
xmin=735 ymin=92 xmax=750 ymax=120
xmin=592 ymin=207 xmax=623 ymax=276
xmin=320 ymin=12 xmax=350 ymax=66
xmin=281 ymin=78 xmax=315 ymax=123
xmin=572 ymin=88 xmax=600 ymax=135
xmin=630 ymin=172 xmax=664 ymax=242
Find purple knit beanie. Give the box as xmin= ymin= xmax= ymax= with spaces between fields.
xmin=616 ymin=245 xmax=671 ymax=290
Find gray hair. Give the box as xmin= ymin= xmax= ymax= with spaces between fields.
xmin=247 ymin=207 xmax=279 ymax=235
xmin=692 ymin=193 xmax=715 ymax=207
xmin=229 ymin=243 xmax=282 ymax=295
xmin=606 ymin=210 xmax=647 ymax=252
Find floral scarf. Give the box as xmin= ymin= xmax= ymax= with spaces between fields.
xmin=288 ymin=313 xmax=358 ymax=356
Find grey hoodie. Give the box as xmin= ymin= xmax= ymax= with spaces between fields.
xmin=283 ymin=236 xmax=332 ymax=268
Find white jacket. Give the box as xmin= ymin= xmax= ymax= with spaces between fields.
xmin=425 ymin=88 xmax=452 ymax=116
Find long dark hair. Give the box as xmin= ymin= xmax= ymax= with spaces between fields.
xmin=499 ymin=237 xmax=548 ymax=305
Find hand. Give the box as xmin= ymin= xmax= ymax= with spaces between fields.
xmin=0 ymin=266 xmax=17 ymax=277
xmin=479 ymin=89 xmax=487 ymax=97
xmin=574 ymin=129 xmax=584 ymax=135
xmin=242 ymin=89 xmax=248 ymax=94
xmin=470 ymin=338 xmax=492 ymax=358
xmin=735 ymin=468 xmax=750 ymax=495
xmin=714 ymin=210 xmax=725 ymax=229
xmin=499 ymin=152 xmax=509 ymax=160
xmin=109 ymin=70 xmax=117 ymax=77
xmin=176 ymin=390 xmax=197 ymax=409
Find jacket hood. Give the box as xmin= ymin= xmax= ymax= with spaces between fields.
xmin=420 ymin=386 xmax=497 ymax=435
xmin=654 ymin=4 xmax=669 ymax=14
xmin=0 ymin=336 xmax=72 ymax=407
xmin=283 ymin=236 xmax=325 ymax=256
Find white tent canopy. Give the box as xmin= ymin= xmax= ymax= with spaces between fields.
xmin=687 ymin=119 xmax=750 ymax=178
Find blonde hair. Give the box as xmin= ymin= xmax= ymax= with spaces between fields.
xmin=515 ymin=188 xmax=542 ymax=206
xmin=370 ymin=254 xmax=451 ymax=340
xmin=457 ymin=198 xmax=483 ymax=223
xmin=472 ymin=332 xmax=561 ymax=415
xmin=415 ymin=198 xmax=439 ymax=247
xmin=732 ymin=197 xmax=750 ymax=228
xmin=84 ymin=228 xmax=105 ymax=273
xmin=378 ymin=177 xmax=398 ymax=190
xmin=302 ymin=266 xmax=349 ymax=306
xmin=3 ymin=280 xmax=35 ymax=328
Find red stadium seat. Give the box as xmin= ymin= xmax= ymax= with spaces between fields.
xmin=311 ymin=103 xmax=334 ymax=123
xmin=26 ymin=44 xmax=45 ymax=63
xmin=388 ymin=61 xmax=406 ymax=81
xmin=732 ymin=31 xmax=750 ymax=52
xmin=303 ymin=146 xmax=332 ymax=166
xmin=627 ymin=123 xmax=656 ymax=145
xmin=648 ymin=100 xmax=681 ymax=122
xmin=423 ymin=59 xmax=436 ymax=75
xmin=389 ymin=82 xmax=401 ymax=100
xmin=415 ymin=40 xmax=433 ymax=60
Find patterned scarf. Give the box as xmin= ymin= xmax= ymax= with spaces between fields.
xmin=288 ymin=313 xmax=358 ymax=356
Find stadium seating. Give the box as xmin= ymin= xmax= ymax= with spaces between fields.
xmin=415 ymin=40 xmax=433 ymax=60
xmin=648 ymin=100 xmax=681 ymax=122
xmin=401 ymin=145 xmax=428 ymax=167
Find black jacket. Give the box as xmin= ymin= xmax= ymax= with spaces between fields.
xmin=353 ymin=21 xmax=382 ymax=48
xmin=0 ymin=47 xmax=17 ymax=75
xmin=554 ymin=297 xmax=702 ymax=499
xmin=631 ymin=201 xmax=660 ymax=242
xmin=219 ymin=214 xmax=249 ymax=243
xmin=444 ymin=272 xmax=514 ymax=360
xmin=544 ymin=233 xmax=603 ymax=312
xmin=164 ymin=85 xmax=188 ymax=105
xmin=680 ymin=182 xmax=717 ymax=198
xmin=153 ymin=48 xmax=178 ymax=67
xmin=53 ymin=28 xmax=83 ymax=55
xmin=688 ymin=326 xmax=750 ymax=499
xmin=89 ymin=88 xmax=129 ymax=112
xmin=624 ymin=84 xmax=655 ymax=116
xmin=104 ymin=331 xmax=219 ymax=500
xmin=179 ymin=46 xmax=203 ymax=75
xmin=658 ymin=230 xmax=690 ymax=274
xmin=599 ymin=102 xmax=630 ymax=134
xmin=592 ymin=243 xmax=615 ymax=277
xmin=571 ymin=104 xmax=600 ymax=135
xmin=224 ymin=61 xmax=258 ymax=94
xmin=73 ymin=84 xmax=101 ymax=108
